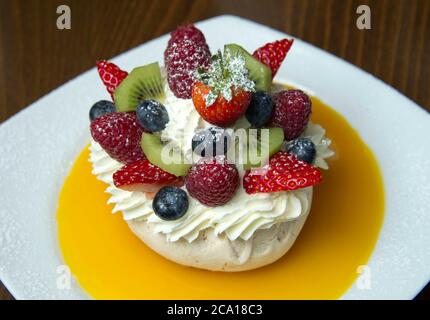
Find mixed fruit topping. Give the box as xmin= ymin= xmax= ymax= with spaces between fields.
xmin=90 ymin=24 xmax=324 ymax=222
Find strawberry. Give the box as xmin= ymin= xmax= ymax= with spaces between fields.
xmin=113 ymin=159 xmax=183 ymax=193
xmin=253 ymin=38 xmax=294 ymax=78
xmin=192 ymin=82 xmax=252 ymax=127
xmin=243 ymin=152 xmax=321 ymax=194
xmin=90 ymin=112 xmax=146 ymax=164
xmin=269 ymin=90 xmax=311 ymax=140
xmin=96 ymin=60 xmax=128 ymax=100
xmin=191 ymin=49 xmax=255 ymax=126
xmin=185 ymin=156 xmax=239 ymax=207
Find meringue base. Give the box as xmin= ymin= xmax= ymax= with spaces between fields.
xmin=127 ymin=189 xmax=312 ymax=272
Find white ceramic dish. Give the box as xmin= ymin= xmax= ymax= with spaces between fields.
xmin=0 ymin=15 xmax=429 ymax=300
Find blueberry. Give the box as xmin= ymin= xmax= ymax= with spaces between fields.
xmin=152 ymin=186 xmax=189 ymax=221
xmin=284 ymin=138 xmax=316 ymax=164
xmin=192 ymin=127 xmax=231 ymax=157
xmin=89 ymin=100 xmax=115 ymax=121
xmin=245 ymin=91 xmax=274 ymax=128
xmin=136 ymin=99 xmax=169 ymax=132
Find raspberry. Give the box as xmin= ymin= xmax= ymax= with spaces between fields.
xmin=164 ymin=24 xmax=211 ymax=99
xmin=90 ymin=112 xmax=146 ymax=164
xmin=168 ymin=24 xmax=207 ymax=45
xmin=243 ymin=152 xmax=322 ymax=194
xmin=185 ymin=156 xmax=239 ymax=207
xmin=269 ymin=90 xmax=311 ymax=140
xmin=96 ymin=60 xmax=128 ymax=100
xmin=113 ymin=158 xmax=182 ymax=193
xmin=253 ymin=38 xmax=294 ymax=78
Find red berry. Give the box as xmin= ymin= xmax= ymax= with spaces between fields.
xmin=96 ymin=60 xmax=128 ymax=100
xmin=168 ymin=23 xmax=207 ymax=44
xmin=243 ymin=152 xmax=322 ymax=194
xmin=113 ymin=159 xmax=183 ymax=193
xmin=164 ymin=24 xmax=211 ymax=99
xmin=192 ymin=82 xmax=252 ymax=127
xmin=185 ymin=156 xmax=239 ymax=207
xmin=253 ymin=38 xmax=294 ymax=78
xmin=269 ymin=90 xmax=311 ymax=140
xmin=90 ymin=112 xmax=146 ymax=164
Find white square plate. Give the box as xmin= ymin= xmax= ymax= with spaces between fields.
xmin=0 ymin=15 xmax=429 ymax=300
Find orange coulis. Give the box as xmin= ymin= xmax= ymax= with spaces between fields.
xmin=57 ymin=94 xmax=384 ymax=299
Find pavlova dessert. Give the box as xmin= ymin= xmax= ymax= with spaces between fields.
xmin=88 ymin=24 xmax=333 ymax=271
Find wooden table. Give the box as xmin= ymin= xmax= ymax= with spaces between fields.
xmin=0 ymin=0 xmax=428 ymax=300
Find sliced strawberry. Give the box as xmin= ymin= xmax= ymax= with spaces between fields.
xmin=243 ymin=152 xmax=321 ymax=194
xmin=253 ymin=38 xmax=294 ymax=78
xmin=113 ymin=159 xmax=183 ymax=193
xmin=96 ymin=60 xmax=128 ymax=100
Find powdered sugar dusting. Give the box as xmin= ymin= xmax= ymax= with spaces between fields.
xmin=195 ymin=49 xmax=255 ymax=106
xmin=164 ymin=25 xmax=211 ymax=99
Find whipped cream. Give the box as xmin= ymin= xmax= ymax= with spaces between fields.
xmin=89 ymin=84 xmax=334 ymax=242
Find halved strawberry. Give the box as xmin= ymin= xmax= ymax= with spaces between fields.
xmin=113 ymin=159 xmax=184 ymax=193
xmin=253 ymin=38 xmax=294 ymax=78
xmin=243 ymin=151 xmax=321 ymax=194
xmin=96 ymin=60 xmax=128 ymax=100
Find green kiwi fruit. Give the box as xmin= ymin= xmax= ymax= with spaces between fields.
xmin=114 ymin=62 xmax=165 ymax=112
xmin=140 ymin=133 xmax=191 ymax=177
xmin=238 ymin=127 xmax=284 ymax=170
xmin=224 ymin=44 xmax=272 ymax=92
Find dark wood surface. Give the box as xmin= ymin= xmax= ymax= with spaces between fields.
xmin=0 ymin=0 xmax=428 ymax=300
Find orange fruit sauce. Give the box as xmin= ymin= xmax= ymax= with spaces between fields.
xmin=57 ymin=94 xmax=385 ymax=299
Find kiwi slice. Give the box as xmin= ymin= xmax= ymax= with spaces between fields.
xmin=141 ymin=133 xmax=191 ymax=177
xmin=114 ymin=62 xmax=165 ymax=112
xmin=238 ymin=127 xmax=284 ymax=170
xmin=224 ymin=44 xmax=272 ymax=92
